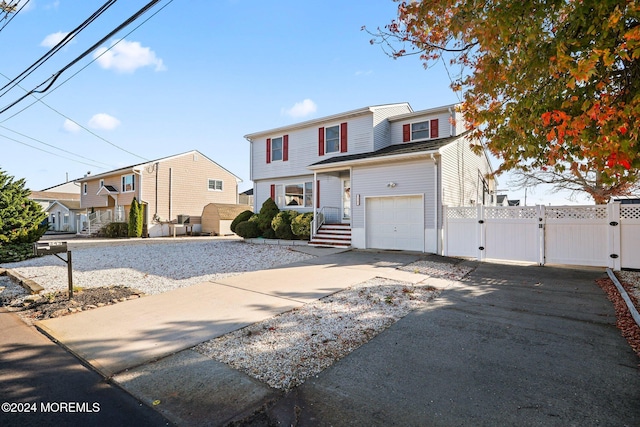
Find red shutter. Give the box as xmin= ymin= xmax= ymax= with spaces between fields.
xmin=430 ymin=119 xmax=439 ymax=138
xmin=283 ymin=134 xmax=289 ymax=161
xmin=318 ymin=127 xmax=325 ymax=156
xmin=316 ymin=180 xmax=320 ymax=207
xmin=266 ymin=138 xmax=271 ymax=163
xmin=403 ymin=124 xmax=411 ymax=142
xmin=270 ymin=184 xmax=275 ymax=201
xmin=340 ymin=122 xmax=348 ymax=153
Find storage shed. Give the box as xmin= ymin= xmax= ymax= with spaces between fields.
xmin=201 ymin=203 xmax=252 ymax=236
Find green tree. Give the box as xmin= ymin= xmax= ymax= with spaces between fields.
xmin=0 ymin=169 xmax=47 ymax=262
xmin=128 ymin=197 xmax=140 ymax=238
xmin=370 ymin=0 xmax=640 ymax=203
xmin=256 ymin=198 xmax=280 ymax=233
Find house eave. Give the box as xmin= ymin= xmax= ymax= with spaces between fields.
xmin=308 ymin=150 xmax=440 ymax=171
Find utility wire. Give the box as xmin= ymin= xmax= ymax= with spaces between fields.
xmin=0 ymin=0 xmax=30 ymax=33
xmin=0 ymin=132 xmax=109 ymax=169
xmin=0 ymin=0 xmax=118 ymax=99
xmin=0 ymin=0 xmax=161 ymax=116
xmin=0 ymin=124 xmax=115 ymax=168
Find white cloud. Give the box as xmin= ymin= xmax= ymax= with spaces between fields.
xmin=282 ymin=99 xmax=317 ymax=118
xmin=88 ymin=113 xmax=121 ymax=130
xmin=40 ymin=31 xmax=69 ymax=48
xmin=93 ymin=39 xmax=166 ymax=73
xmin=62 ymin=119 xmax=81 ymax=133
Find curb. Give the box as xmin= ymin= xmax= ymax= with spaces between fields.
xmin=245 ymin=238 xmax=309 ymax=246
xmin=606 ymin=268 xmax=640 ymax=328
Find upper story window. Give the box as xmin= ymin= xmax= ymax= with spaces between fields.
xmin=325 ymin=125 xmax=340 ymax=153
xmin=83 ymin=183 xmax=87 ymax=195
xmin=403 ymin=118 xmax=439 ymax=142
xmin=99 ymin=179 xmax=104 ymax=188
xmin=318 ymin=122 xmax=347 ymax=156
xmin=208 ymin=179 xmax=223 ymax=191
xmin=412 ymin=121 xmax=430 ymax=140
xmin=121 ymin=174 xmax=135 ymax=192
xmin=266 ymin=135 xmax=288 ymax=163
xmin=271 ymin=137 xmax=283 ymax=161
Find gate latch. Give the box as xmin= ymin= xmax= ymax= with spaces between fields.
xmin=609 ymin=221 xmax=619 ymax=226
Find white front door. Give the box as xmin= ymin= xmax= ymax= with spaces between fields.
xmin=342 ymin=179 xmax=351 ymax=222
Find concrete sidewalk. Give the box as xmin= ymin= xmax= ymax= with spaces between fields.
xmin=35 ymin=249 xmax=425 ymax=377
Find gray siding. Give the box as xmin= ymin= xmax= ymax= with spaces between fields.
xmin=351 ymin=159 xmax=436 ymax=229
xmin=254 ymin=175 xmax=314 ymax=213
xmin=251 ymin=115 xmax=375 ymax=182
xmin=372 ymin=104 xmax=413 ymax=151
xmin=440 ymin=136 xmax=494 ymax=207
xmin=390 ymin=110 xmax=455 ymax=145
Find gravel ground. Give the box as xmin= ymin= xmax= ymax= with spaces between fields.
xmin=0 ymin=240 xmax=313 ymax=303
xmin=617 ymin=270 xmax=640 ymax=303
xmin=194 ymin=259 xmax=471 ymax=390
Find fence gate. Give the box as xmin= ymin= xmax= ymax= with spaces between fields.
xmin=443 ymin=204 xmax=638 ymax=271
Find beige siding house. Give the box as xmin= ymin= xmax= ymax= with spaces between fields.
xmin=77 ymin=150 xmax=242 ymax=237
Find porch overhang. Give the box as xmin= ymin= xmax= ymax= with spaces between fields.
xmin=308 ymin=150 xmax=440 ymax=172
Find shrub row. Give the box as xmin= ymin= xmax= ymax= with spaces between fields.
xmin=232 ymin=199 xmax=313 ymax=240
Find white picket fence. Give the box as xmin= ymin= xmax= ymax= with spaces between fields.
xmin=443 ymin=204 xmax=640 ymax=271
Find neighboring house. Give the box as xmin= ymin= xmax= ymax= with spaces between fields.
xmin=244 ymin=102 xmax=495 ymax=253
xmin=45 ymin=200 xmax=83 ymax=232
xmin=77 ymin=150 xmax=242 ymax=237
xmin=239 ymin=188 xmax=254 ymax=206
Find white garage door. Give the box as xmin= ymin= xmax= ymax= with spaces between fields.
xmin=366 ymin=196 xmax=424 ymax=251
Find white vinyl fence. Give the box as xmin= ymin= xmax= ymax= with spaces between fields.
xmin=443 ymin=204 xmax=640 ymax=271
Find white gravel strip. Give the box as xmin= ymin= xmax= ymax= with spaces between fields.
xmin=1 ymin=240 xmax=313 ymax=299
xmin=617 ymin=270 xmax=640 ymax=302
xmin=194 ymin=259 xmax=468 ymax=390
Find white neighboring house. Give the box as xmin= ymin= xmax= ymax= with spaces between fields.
xmin=244 ymin=102 xmax=496 ymax=253
xmin=45 ymin=200 xmax=83 ymax=232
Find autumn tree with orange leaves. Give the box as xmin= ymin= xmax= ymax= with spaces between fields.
xmin=369 ymin=0 xmax=640 ymax=203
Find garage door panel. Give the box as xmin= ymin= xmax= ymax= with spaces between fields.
xmin=366 ymin=196 xmax=424 ymax=251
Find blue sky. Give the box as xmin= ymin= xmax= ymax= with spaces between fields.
xmin=0 ymin=0 xmax=589 ymax=205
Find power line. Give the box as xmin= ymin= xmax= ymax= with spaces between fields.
xmin=0 ymin=131 xmax=110 ymax=169
xmin=0 ymin=0 xmax=118 ymax=99
xmin=0 ymin=124 xmax=115 ymax=168
xmin=0 ymin=0 xmax=162 ymax=116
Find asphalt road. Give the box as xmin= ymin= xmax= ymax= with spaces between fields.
xmin=0 ymin=308 xmax=172 ymax=427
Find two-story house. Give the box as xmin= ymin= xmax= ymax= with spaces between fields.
xmin=77 ymin=150 xmax=242 ymax=237
xmin=244 ymin=103 xmax=495 ymax=253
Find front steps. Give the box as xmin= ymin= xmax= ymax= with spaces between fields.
xmin=309 ymin=223 xmax=351 ymax=248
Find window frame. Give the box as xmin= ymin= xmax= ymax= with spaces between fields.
xmin=121 ymin=174 xmax=135 ymax=193
xmin=83 ymin=183 xmax=87 ymax=195
xmin=325 ymin=125 xmax=340 ymax=154
xmin=271 ymin=136 xmax=283 ymax=162
xmin=411 ymin=120 xmax=430 ymax=141
xmin=208 ymin=179 xmax=223 ymax=191
xmin=274 ymin=182 xmax=313 ymax=208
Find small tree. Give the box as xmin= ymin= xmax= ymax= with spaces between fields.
xmin=135 ymin=200 xmax=143 ymax=237
xmin=128 ymin=198 xmax=140 ymax=237
xmin=0 ymin=169 xmax=47 ymax=262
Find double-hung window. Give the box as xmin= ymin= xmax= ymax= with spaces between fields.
xmin=208 ymin=179 xmax=223 ymax=191
xmin=411 ymin=121 xmax=430 ymax=140
xmin=122 ymin=174 xmax=135 ymax=192
xmin=325 ymin=125 xmax=340 ymax=153
xmin=271 ymin=137 xmax=283 ymax=162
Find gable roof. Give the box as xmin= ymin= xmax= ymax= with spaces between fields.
xmin=29 ymin=191 xmax=81 ymax=201
xmin=76 ymin=150 xmax=242 ymax=183
xmin=45 ymin=200 xmax=82 ymax=212
xmin=244 ymin=103 xmax=412 ymax=140
xmin=308 ymin=132 xmax=468 ymax=170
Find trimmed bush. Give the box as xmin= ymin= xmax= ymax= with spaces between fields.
xmin=275 ymin=223 xmax=295 ymax=240
xmin=256 ymin=198 xmax=279 ymax=232
xmin=291 ymin=212 xmax=313 ymax=240
xmin=0 ymin=243 xmax=36 ymax=263
xmin=103 ymin=222 xmax=128 ymax=238
xmin=262 ymin=227 xmax=277 ymax=239
xmin=235 ymin=220 xmax=261 ymax=238
xmin=231 ymin=210 xmax=254 ymax=233
xmin=271 ymin=210 xmax=298 ymax=231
